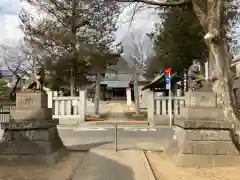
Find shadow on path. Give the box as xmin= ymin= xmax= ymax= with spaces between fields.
xmin=67 ymin=141 xmax=113 ymax=151
xmin=72 ymin=150 xmax=136 ymax=180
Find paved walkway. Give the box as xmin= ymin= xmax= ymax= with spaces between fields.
xmin=72 ymin=150 xmax=153 ymax=180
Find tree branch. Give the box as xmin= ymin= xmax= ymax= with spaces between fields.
xmin=76 ymin=20 xmax=90 ymax=29
xmin=118 ymin=0 xmax=191 ymax=6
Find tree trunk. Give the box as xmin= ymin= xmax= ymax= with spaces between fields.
xmin=10 ymin=77 xmax=21 ymax=100
xmin=70 ymin=0 xmax=77 ymax=97
xmin=133 ymin=72 xmax=140 ymax=115
xmin=191 ymin=0 xmax=238 ymax=123
xmin=211 ymin=38 xmax=237 ymax=122
xmin=204 ymin=0 xmax=237 ymax=122
xmin=70 ymin=67 xmax=75 ymax=96
xmin=94 ymin=72 xmax=101 ymax=115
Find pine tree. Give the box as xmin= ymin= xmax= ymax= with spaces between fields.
xmin=20 ymin=0 xmax=120 ymax=95
xmin=150 ymin=5 xmax=208 ymax=75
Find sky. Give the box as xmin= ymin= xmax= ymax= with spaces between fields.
xmin=0 ymin=0 xmax=239 ymax=66
xmin=0 ymin=0 xmax=159 ymax=69
xmin=0 ymin=0 xmax=23 ymax=42
xmin=0 ymin=0 xmax=158 ymax=44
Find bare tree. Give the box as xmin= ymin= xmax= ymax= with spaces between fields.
xmin=0 ymin=41 xmax=34 ymax=98
xmin=123 ymin=30 xmax=154 ymax=115
xmin=127 ymin=31 xmax=154 ymax=68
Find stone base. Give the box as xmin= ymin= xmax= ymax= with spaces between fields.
xmin=10 ymin=107 xmax=52 ymax=122
xmin=179 ymin=107 xmax=224 ymax=121
xmin=0 ymin=121 xmax=67 ymax=166
xmin=165 ymin=127 xmax=240 ymax=167
xmin=0 ymin=147 xmax=68 ymax=166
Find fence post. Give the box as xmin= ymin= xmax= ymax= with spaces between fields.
xmin=205 ymin=61 xmax=209 ymax=81
xmin=184 ymin=70 xmax=187 ymax=93
xmin=78 ymin=90 xmax=86 ymax=125
xmin=53 ymin=91 xmax=58 ymax=117
xmin=53 ymin=91 xmax=58 ymax=97
xmin=147 ymin=91 xmax=155 ymax=125
xmin=47 ymin=91 xmax=53 ymax=108
xmin=156 ymin=92 xmax=161 ymax=115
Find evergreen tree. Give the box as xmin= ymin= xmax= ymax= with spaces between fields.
xmin=149 ymin=5 xmax=208 ymax=75
xmin=20 ymin=0 xmax=120 ymax=95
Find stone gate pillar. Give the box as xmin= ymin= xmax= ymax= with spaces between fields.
xmin=166 ymin=91 xmax=240 ymax=167
xmin=0 ymin=92 xmax=68 ymax=165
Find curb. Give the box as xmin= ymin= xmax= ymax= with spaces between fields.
xmin=57 ymin=126 xmax=76 ymax=130
xmin=142 ymin=151 xmax=157 ymax=180
xmin=57 ymin=124 xmax=176 ymax=131
xmin=84 ymin=121 xmax=149 ymax=126
xmin=67 ymin=152 xmax=88 ymax=180
xmin=66 ymin=152 xmax=86 ymax=180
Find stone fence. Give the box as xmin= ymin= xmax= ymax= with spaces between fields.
xmin=47 ymin=90 xmax=87 ymax=125
xmin=147 ymin=91 xmax=185 ymax=125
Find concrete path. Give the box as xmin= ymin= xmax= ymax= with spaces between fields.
xmin=72 ymin=150 xmax=153 ymax=180
xmin=59 ymin=127 xmax=174 ymax=151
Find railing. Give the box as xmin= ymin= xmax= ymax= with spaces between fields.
xmin=49 ymin=91 xmax=86 ymax=121
xmin=147 ymin=91 xmax=185 ymax=124
xmin=0 ymin=103 xmax=15 ymax=122
xmin=155 ymin=96 xmax=185 ymax=115
xmin=52 ymin=96 xmax=82 ymax=118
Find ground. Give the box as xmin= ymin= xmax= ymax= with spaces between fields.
xmin=86 ymin=101 xmax=141 ymax=121
xmin=1 ymin=127 xmax=240 ymax=180
xmin=86 ymin=101 xmax=134 ymax=116
xmin=146 ymin=152 xmax=240 ymax=180
xmin=0 ymin=152 xmax=85 ymax=180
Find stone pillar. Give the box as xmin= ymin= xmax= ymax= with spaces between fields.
xmin=147 ymin=91 xmax=155 ymax=125
xmin=78 ymin=90 xmax=86 ymax=125
xmin=236 ymin=63 xmax=240 ymax=77
xmin=47 ymin=91 xmax=53 ymax=108
xmin=165 ymin=91 xmax=240 ymax=167
xmin=204 ymin=61 xmax=209 ymax=81
xmin=0 ymin=92 xmax=68 ymax=165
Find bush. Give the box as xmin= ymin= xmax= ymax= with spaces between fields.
xmin=0 ymin=79 xmax=10 ymax=97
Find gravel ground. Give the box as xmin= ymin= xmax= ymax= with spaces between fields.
xmin=0 ymin=152 xmax=86 ymax=180
xmin=146 ymin=152 xmax=240 ymax=180
xmin=86 ymin=101 xmax=134 ymax=116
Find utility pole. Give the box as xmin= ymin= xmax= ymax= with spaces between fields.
xmin=164 ymin=68 xmax=172 ymax=126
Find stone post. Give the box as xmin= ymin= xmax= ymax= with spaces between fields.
xmin=147 ymin=91 xmax=155 ymax=125
xmin=78 ymin=90 xmax=86 ymax=125
xmin=0 ymin=91 xmax=68 ymax=165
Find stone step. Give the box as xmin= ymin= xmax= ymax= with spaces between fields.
xmin=174 ymin=119 xmax=233 ymax=129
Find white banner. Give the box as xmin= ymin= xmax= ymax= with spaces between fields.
xmin=126 ymin=88 xmax=132 ymax=106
